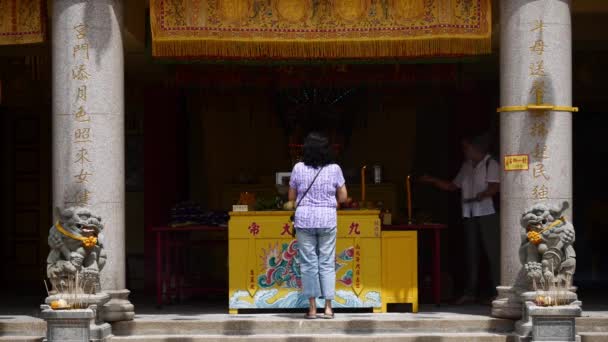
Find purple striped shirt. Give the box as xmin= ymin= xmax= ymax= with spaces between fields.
xmin=289 ymin=162 xmax=346 ymax=229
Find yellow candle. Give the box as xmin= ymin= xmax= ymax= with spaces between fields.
xmin=406 ymin=175 xmax=412 ymax=223
xmin=361 ymin=165 xmax=367 ymax=203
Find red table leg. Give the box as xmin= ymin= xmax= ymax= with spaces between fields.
xmin=433 ymin=229 xmax=441 ymax=306
xmin=165 ymin=232 xmax=172 ymax=302
xmin=156 ymin=230 xmax=163 ymax=307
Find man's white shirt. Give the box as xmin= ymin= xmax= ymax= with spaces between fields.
xmin=453 ymin=154 xmax=500 ymax=218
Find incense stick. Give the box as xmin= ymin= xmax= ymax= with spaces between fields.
xmin=43 ymin=280 xmax=50 ymax=296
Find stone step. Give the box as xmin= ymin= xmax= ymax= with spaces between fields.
xmin=2 ymin=313 xmax=607 ymax=341
xmin=577 ymin=316 xmax=608 ymax=333
xmin=1 ymin=332 xmax=607 ymax=342
xmin=0 ymin=316 xmax=45 ymax=338
xmin=110 ymin=313 xmax=515 ymax=337
xmin=111 ymin=332 xmax=513 ymax=342
xmin=580 ymin=332 xmax=608 ymax=342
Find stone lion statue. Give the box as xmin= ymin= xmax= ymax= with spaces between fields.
xmin=47 ymin=206 xmax=106 ymax=293
xmin=519 ymin=201 xmax=576 ymax=289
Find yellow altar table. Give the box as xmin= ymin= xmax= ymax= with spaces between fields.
xmin=228 ymin=210 xmax=417 ymax=314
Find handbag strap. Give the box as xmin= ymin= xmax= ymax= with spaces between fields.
xmin=295 ymin=166 xmax=324 ymax=210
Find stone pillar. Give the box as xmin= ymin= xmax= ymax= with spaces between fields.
xmin=492 ymin=0 xmax=573 ymax=318
xmin=52 ymin=0 xmax=134 ymax=321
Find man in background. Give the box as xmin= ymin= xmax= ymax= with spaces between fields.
xmin=419 ymin=133 xmax=500 ymax=305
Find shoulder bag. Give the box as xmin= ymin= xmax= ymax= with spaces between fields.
xmin=290 ymin=166 xmax=324 ymax=237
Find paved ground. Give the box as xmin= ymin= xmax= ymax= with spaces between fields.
xmin=2 ymin=295 xmax=607 ymax=320
xmin=2 ymin=296 xmax=607 ymax=341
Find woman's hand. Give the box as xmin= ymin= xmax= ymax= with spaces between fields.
xmin=337 ymin=185 xmax=348 ymax=203
xmin=288 ymin=188 xmax=297 ymax=202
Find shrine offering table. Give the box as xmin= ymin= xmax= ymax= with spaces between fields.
xmin=228 ymin=210 xmax=419 ymax=314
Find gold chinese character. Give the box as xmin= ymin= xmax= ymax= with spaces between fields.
xmin=530 ymin=40 xmax=546 ymax=56
xmin=72 ymin=64 xmax=90 ymax=81
xmin=533 ymin=163 xmax=550 ymax=180
xmin=73 ymin=23 xmax=87 ymax=39
xmin=74 ymin=128 xmax=91 ymax=143
xmin=74 ymin=148 xmax=91 ymax=165
xmin=531 ymin=110 xmax=549 ymax=119
xmin=530 ymin=121 xmax=548 ymax=137
xmin=530 ymin=61 xmax=546 ymax=77
xmin=532 ymin=185 xmax=549 ymax=200
xmin=74 ymin=106 xmax=90 ymax=123
xmin=76 ymin=85 xmax=87 ymax=103
xmin=533 ymin=144 xmax=549 ymax=160
xmin=75 ymin=189 xmax=92 ymax=206
xmin=531 ymin=20 xmax=546 ymax=33
xmin=74 ymin=169 xmax=93 ymax=183
xmin=530 ymin=79 xmax=545 ymax=104
xmin=73 ymin=44 xmax=89 ymax=59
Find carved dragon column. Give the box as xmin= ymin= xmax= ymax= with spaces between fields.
xmin=52 ymin=0 xmax=133 ymax=321
xmin=492 ymin=0 xmax=574 ymax=319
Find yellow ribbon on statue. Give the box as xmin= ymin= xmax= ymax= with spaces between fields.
xmin=55 ymin=221 xmax=98 ymax=249
xmin=527 ymin=217 xmax=565 ymax=246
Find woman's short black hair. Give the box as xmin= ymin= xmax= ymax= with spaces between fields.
xmin=302 ymin=132 xmax=332 ymax=168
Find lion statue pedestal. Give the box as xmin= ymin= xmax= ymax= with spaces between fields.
xmin=43 ymin=206 xmax=112 ymax=341
xmin=496 ymin=201 xmax=582 ymax=342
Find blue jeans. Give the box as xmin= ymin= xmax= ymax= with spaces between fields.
xmin=296 ymin=227 xmax=337 ymax=301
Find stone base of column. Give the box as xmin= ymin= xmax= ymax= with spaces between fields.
xmin=102 ymin=289 xmax=135 ymax=322
xmin=492 ymin=286 xmax=523 ymax=319
xmin=89 ymin=322 xmax=112 ymax=342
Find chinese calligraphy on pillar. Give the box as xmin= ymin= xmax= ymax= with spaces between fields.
xmin=68 ymin=22 xmax=94 ymax=206
xmin=528 ymin=19 xmax=550 ymax=201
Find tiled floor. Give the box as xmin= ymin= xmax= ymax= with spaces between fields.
xmin=3 ymin=294 xmax=608 ymax=319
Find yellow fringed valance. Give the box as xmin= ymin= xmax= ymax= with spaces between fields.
xmin=0 ymin=0 xmax=46 ymax=46
xmin=150 ymin=0 xmax=491 ymax=59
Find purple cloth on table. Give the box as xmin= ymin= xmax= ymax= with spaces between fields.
xmin=289 ymin=162 xmax=346 ymax=229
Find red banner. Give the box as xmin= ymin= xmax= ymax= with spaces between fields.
xmin=0 ymin=0 xmax=46 ymax=46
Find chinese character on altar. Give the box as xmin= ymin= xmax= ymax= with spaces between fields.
xmin=281 ymin=223 xmax=291 ymax=236
xmin=349 ymin=222 xmax=360 ymax=235
xmin=248 ymin=222 xmax=260 ymax=236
